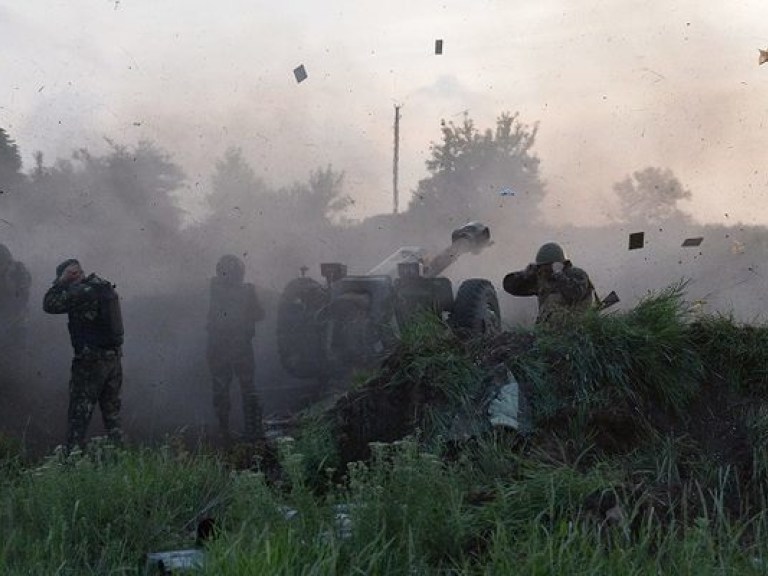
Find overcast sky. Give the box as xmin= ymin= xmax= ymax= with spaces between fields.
xmin=1 ymin=0 xmax=767 ymax=225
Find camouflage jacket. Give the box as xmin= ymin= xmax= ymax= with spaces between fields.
xmin=43 ymin=274 xmax=124 ymax=352
xmin=503 ymin=262 xmax=595 ymax=323
xmin=206 ymin=278 xmax=265 ymax=342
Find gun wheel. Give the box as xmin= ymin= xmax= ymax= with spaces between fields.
xmin=450 ymin=279 xmax=501 ymax=337
xmin=277 ymin=277 xmax=329 ymax=378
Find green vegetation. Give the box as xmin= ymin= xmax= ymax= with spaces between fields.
xmin=4 ymin=287 xmax=768 ymax=573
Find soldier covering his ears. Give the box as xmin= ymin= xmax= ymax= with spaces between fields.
xmin=503 ymin=242 xmax=595 ymax=325
xmin=43 ymin=259 xmax=124 ymax=450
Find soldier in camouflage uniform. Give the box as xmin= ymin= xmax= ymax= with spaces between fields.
xmin=0 ymin=244 xmax=32 ymax=377
xmin=503 ymin=242 xmax=595 ymax=325
xmin=207 ymin=255 xmax=265 ymax=442
xmin=43 ymin=259 xmax=124 ymax=449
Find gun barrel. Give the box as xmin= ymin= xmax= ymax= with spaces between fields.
xmin=423 ymin=222 xmax=491 ymax=278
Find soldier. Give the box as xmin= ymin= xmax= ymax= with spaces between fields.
xmin=0 ymin=244 xmax=31 ymax=375
xmin=207 ymin=255 xmax=265 ymax=442
xmin=43 ymin=259 xmax=124 ymax=449
xmin=503 ymin=242 xmax=595 ymax=325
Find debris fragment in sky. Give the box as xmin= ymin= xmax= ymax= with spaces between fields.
xmin=293 ymin=65 xmax=308 ymax=83
xmin=759 ymin=49 xmax=768 ymax=65
xmin=499 ymin=187 xmax=515 ymax=196
xmin=435 ymin=40 xmax=443 ymax=55
xmin=681 ymin=237 xmax=703 ymax=247
xmin=628 ymin=232 xmax=645 ymax=250
xmin=731 ymin=241 xmax=745 ymax=255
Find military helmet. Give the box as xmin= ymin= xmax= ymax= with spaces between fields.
xmin=216 ymin=254 xmax=245 ymax=282
xmin=535 ymin=242 xmax=566 ymax=265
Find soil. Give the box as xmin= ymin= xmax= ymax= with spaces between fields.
xmin=2 ymin=322 xmax=761 ymax=528
xmin=329 ymin=327 xmax=764 ymax=524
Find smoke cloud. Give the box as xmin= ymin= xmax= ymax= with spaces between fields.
xmin=2 ymin=0 xmax=768 ymax=452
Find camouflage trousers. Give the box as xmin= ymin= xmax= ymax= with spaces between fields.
xmin=207 ymin=341 xmax=263 ymax=441
xmin=67 ymin=347 xmax=123 ymax=449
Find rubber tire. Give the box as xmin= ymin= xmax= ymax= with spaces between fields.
xmin=450 ymin=279 xmax=502 ymax=337
xmin=277 ymin=277 xmax=329 ymax=378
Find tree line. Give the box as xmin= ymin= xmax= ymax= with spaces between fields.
xmin=0 ymin=115 xmax=697 ymax=294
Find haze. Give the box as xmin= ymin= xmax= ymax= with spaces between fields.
xmin=2 ymin=0 xmax=768 ymax=450
xmin=2 ymin=0 xmax=767 ymax=223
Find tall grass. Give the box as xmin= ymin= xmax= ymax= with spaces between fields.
xmin=0 ymin=439 xmax=231 ymax=574
xmin=3 ymin=286 xmax=768 ymax=572
xmin=690 ymin=314 xmax=768 ymax=393
xmin=518 ymin=282 xmax=703 ymax=425
xmin=1 ymin=434 xmax=767 ymax=573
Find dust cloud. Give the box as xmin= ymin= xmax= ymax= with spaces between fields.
xmin=1 ymin=0 xmax=768 ymax=451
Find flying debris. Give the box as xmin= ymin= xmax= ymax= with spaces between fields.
xmin=759 ymin=49 xmax=768 ymax=65
xmin=499 ymin=187 xmax=515 ymax=196
xmin=628 ymin=232 xmax=645 ymax=250
xmin=731 ymin=240 xmax=745 ymax=255
xmin=681 ymin=237 xmax=703 ymax=247
xmin=597 ymin=290 xmax=620 ymax=311
xmin=435 ymin=39 xmax=443 ymax=55
xmin=293 ymin=64 xmax=308 ymax=83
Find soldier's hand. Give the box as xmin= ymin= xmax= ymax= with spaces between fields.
xmin=58 ymin=264 xmax=84 ymax=286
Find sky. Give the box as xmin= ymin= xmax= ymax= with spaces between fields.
xmin=1 ymin=0 xmax=767 ymax=225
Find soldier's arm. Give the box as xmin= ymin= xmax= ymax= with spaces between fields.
xmin=554 ymin=266 xmax=592 ymax=304
xmin=503 ymin=265 xmax=539 ymax=296
xmin=42 ymin=282 xmax=96 ymax=314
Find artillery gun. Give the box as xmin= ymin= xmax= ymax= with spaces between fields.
xmin=276 ymin=222 xmax=501 ymax=380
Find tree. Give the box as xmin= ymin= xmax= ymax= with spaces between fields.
xmin=408 ymin=112 xmax=545 ymax=229
xmin=288 ymin=165 xmax=351 ymax=224
xmin=198 ymin=147 xmax=275 ymax=258
xmin=100 ymin=139 xmax=186 ymax=235
xmin=197 ymin=149 xmax=351 ymax=285
xmin=7 ymin=139 xmax=189 ymax=282
xmin=0 ymin=128 xmax=24 ymax=191
xmin=208 ymin=147 xmax=268 ymax=216
xmin=613 ymin=167 xmax=692 ymax=225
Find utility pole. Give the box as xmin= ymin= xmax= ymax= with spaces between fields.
xmin=393 ymin=104 xmax=401 ymax=214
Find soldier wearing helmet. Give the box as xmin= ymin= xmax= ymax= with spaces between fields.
xmin=207 ymin=254 xmax=265 ymax=442
xmin=503 ymin=242 xmax=595 ymax=324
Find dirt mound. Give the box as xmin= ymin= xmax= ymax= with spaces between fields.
xmin=327 ymin=297 xmax=768 ymax=502
xmin=331 ymin=329 xmax=536 ymax=464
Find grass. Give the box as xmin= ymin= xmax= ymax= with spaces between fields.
xmin=4 ymin=285 xmax=768 ymax=572
xmin=689 ymin=314 xmax=768 ymax=393
xmin=4 ymin=435 xmax=768 ymax=574
xmin=2 ymin=435 xmax=768 ymax=573
xmin=0 ymin=438 xmax=232 ymax=574
xmin=512 ymin=282 xmax=703 ymax=427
